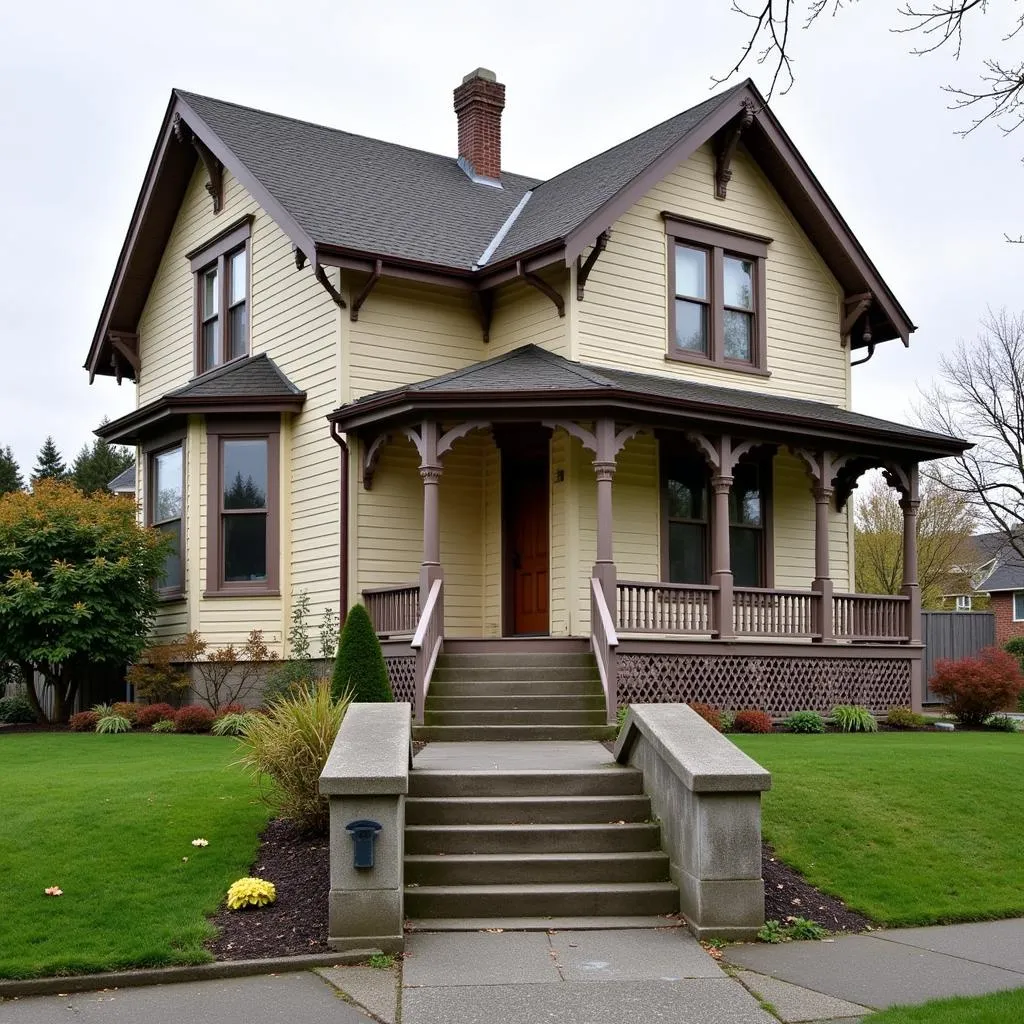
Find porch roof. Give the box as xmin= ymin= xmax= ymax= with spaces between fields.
xmin=327 ymin=345 xmax=970 ymax=460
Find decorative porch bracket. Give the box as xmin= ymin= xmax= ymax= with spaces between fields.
xmin=362 ymin=433 xmax=391 ymax=490
xmin=172 ymin=114 xmax=223 ymax=214
xmin=517 ymin=260 xmax=565 ymax=317
xmin=543 ymin=419 xmax=646 ymax=610
xmin=470 ymin=289 xmax=494 ymax=342
xmin=714 ymin=99 xmax=756 ymax=201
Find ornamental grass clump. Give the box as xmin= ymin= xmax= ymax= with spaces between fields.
xmin=150 ymin=719 xmax=176 ymax=734
xmin=236 ymin=680 xmax=351 ymax=833
xmin=95 ymin=713 xmax=132 ymax=734
xmin=212 ymin=712 xmax=256 ymax=737
xmin=831 ymin=704 xmax=878 ymax=733
xmin=226 ymin=876 xmax=276 ymax=910
xmin=886 ymin=706 xmax=928 ymax=730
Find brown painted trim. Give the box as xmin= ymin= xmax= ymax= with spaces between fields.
xmin=204 ymin=417 xmax=281 ymax=597
xmin=186 ymin=215 xmax=253 ymax=269
xmin=191 ymin=219 xmax=252 ymax=376
xmin=662 ymin=213 xmax=771 ymax=256
xmin=142 ymin=428 xmax=187 ymax=601
xmin=616 ymin=637 xmax=924 ymax=658
xmin=330 ymin=422 xmax=350 ymax=622
xmin=328 ymin=389 xmax=969 ymax=460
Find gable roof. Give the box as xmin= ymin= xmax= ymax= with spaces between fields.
xmin=976 ymin=532 xmax=1024 ymax=593
xmin=96 ymin=353 xmax=305 ymax=445
xmin=86 ymin=79 xmax=914 ymax=380
xmin=107 ymin=463 xmax=136 ymax=494
xmin=328 ymin=344 xmax=968 ymax=460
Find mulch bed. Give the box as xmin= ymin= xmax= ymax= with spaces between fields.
xmin=205 ymin=822 xmax=872 ymax=960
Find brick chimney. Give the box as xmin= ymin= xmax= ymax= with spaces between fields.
xmin=454 ymin=68 xmax=505 ymax=183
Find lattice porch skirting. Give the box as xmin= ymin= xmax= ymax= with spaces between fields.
xmin=383 ymin=655 xmax=416 ymax=706
xmin=617 ymin=646 xmax=915 ymax=716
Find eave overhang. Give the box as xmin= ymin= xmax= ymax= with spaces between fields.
xmin=326 ymin=386 xmax=969 ymax=463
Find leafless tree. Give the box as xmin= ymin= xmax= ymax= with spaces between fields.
xmin=916 ymin=309 xmax=1024 ymax=560
xmin=719 ymin=2 xmax=1024 ymax=143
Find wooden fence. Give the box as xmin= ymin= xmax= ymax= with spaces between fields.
xmin=921 ymin=611 xmax=996 ymax=703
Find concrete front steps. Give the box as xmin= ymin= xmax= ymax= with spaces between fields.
xmin=403 ymin=767 xmax=678 ymax=924
xmin=412 ymin=641 xmax=616 ymax=742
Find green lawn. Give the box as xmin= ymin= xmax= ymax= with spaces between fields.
xmin=869 ymin=989 xmax=1024 ymax=1023
xmin=731 ymin=732 xmax=1024 ymax=927
xmin=0 ymin=734 xmax=271 ymax=979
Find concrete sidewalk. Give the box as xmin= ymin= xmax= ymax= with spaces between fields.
xmin=725 ymin=917 xmax=1024 ymax=1016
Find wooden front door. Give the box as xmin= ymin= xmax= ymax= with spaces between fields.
xmin=501 ymin=441 xmax=550 ymax=635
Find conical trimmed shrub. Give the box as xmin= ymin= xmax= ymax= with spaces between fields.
xmin=331 ymin=603 xmax=393 ymax=703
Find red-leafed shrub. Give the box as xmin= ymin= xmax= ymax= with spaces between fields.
xmin=733 ymin=709 xmax=774 ymax=734
xmin=215 ymin=703 xmax=247 ymax=718
xmin=174 ymin=705 xmax=215 ymax=733
xmin=68 ymin=710 xmax=99 ymax=732
xmin=112 ymin=701 xmax=140 ymax=723
xmin=135 ymin=703 xmax=177 ymax=729
xmin=687 ymin=702 xmax=722 ymax=731
xmin=930 ymin=648 xmax=1024 ymax=726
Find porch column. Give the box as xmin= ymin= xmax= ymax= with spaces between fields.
xmin=416 ymin=421 xmax=443 ymax=606
xmin=900 ymin=463 xmax=922 ymax=644
xmin=812 ymin=479 xmax=834 ymax=643
xmin=593 ymin=419 xmax=618 ymax=611
xmin=710 ymin=435 xmax=735 ymax=640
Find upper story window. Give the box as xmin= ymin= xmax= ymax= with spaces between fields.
xmin=664 ymin=214 xmax=770 ymax=374
xmin=188 ymin=217 xmax=252 ymax=376
xmin=146 ymin=439 xmax=184 ymax=599
xmin=955 ymin=594 xmax=973 ymax=612
xmin=1014 ymin=591 xmax=1024 ymax=621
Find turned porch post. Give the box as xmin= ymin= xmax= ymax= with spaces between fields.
xmin=900 ymin=463 xmax=922 ymax=645
xmin=710 ymin=435 xmax=735 ymax=640
xmin=417 ymin=421 xmax=443 ymax=606
xmin=812 ymin=471 xmax=834 ymax=643
xmin=593 ymin=418 xmax=618 ymax=610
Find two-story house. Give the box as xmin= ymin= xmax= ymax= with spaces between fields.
xmin=87 ymin=70 xmax=968 ymax=719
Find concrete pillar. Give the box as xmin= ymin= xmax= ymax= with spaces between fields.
xmin=812 ymin=482 xmax=834 ymax=643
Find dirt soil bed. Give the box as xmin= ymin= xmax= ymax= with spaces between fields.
xmin=207 ymin=823 xmax=872 ymax=960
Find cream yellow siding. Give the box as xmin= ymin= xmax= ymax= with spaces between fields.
xmin=574 ymin=143 xmax=846 ymax=408
xmin=487 ymin=270 xmax=569 ymax=358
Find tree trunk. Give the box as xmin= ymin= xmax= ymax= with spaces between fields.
xmin=20 ymin=662 xmax=46 ymax=724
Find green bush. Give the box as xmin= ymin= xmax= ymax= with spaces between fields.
xmin=236 ymin=680 xmax=351 ymax=832
xmin=985 ymin=713 xmax=1019 ymax=733
xmin=96 ymin=714 xmax=132 ymax=735
xmin=0 ymin=693 xmax=37 ymax=724
xmin=616 ymin=705 xmax=628 ymax=735
xmin=212 ymin=712 xmax=257 ymax=737
xmin=831 ymin=704 xmax=878 ymax=733
xmin=886 ymin=706 xmax=928 ymax=730
xmin=264 ymin=660 xmax=316 ymax=701
xmin=786 ymin=917 xmax=828 ymax=940
xmin=784 ymin=710 xmax=825 ymax=734
xmin=1005 ymin=636 xmax=1024 ymax=673
xmin=151 ymin=719 xmax=176 ymax=734
xmin=719 ymin=709 xmax=736 ymax=733
xmin=331 ymin=604 xmax=393 ymax=704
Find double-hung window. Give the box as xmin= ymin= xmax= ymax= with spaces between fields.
xmin=663 ymin=456 xmax=709 ymax=585
xmin=729 ymin=461 xmax=766 ymax=588
xmin=147 ymin=441 xmax=184 ymax=598
xmin=206 ymin=420 xmax=279 ymax=596
xmin=188 ymin=217 xmax=252 ymax=375
xmin=665 ymin=214 xmax=769 ymax=373
xmin=1014 ymin=591 xmax=1024 ymax=621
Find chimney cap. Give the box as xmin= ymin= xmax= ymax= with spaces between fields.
xmin=462 ymin=67 xmax=497 ymax=84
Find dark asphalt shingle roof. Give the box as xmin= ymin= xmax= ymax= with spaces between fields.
xmin=167 ymin=352 xmax=304 ymax=400
xmin=107 ymin=463 xmax=136 ymax=493
xmin=177 ymin=90 xmax=540 ymax=271
xmin=977 ymin=532 xmax=1024 ymax=592
xmin=336 ymin=344 xmax=964 ymax=450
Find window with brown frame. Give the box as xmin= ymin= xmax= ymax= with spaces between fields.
xmin=147 ymin=440 xmax=184 ymax=599
xmin=205 ymin=419 xmax=280 ymax=596
xmin=188 ymin=217 xmax=252 ymax=375
xmin=664 ymin=214 xmax=769 ymax=374
xmin=663 ymin=455 xmax=709 ymax=585
xmin=729 ymin=461 xmax=766 ymax=588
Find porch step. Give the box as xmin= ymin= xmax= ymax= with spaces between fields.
xmin=412 ymin=724 xmax=616 ymax=742
xmin=425 ymin=693 xmax=605 ymax=712
xmin=431 ymin=665 xmax=600 ymax=682
xmin=405 ymin=916 xmax=677 ymax=932
xmin=405 ymin=794 xmax=650 ymax=826
xmin=408 ymin=770 xmax=643 ymax=798
xmin=428 ymin=679 xmax=603 ymax=697
xmin=403 ymin=882 xmax=679 ymax=919
xmin=423 ymin=709 xmax=608 ymax=727
xmin=404 ymin=822 xmax=662 ymax=855
xmin=405 ymin=851 xmax=670 ymax=886
xmin=436 ymin=652 xmax=598 ymax=669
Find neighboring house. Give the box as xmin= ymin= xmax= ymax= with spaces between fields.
xmin=977 ymin=535 xmax=1024 ymax=644
xmin=939 ymin=530 xmax=1006 ymax=612
xmin=85 ymin=70 xmax=968 ymax=714
xmin=107 ymin=462 xmax=136 ymax=496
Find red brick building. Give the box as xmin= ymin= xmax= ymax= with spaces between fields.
xmin=978 ymin=539 xmax=1024 ymax=645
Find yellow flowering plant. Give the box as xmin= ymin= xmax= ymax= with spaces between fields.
xmin=226 ymin=876 xmax=276 ymax=910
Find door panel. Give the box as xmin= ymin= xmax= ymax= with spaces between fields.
xmin=508 ymin=461 xmax=550 ymax=635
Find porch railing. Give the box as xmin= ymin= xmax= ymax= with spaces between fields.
xmin=733 ymin=587 xmax=817 ymax=639
xmin=411 ymin=579 xmax=444 ymax=723
xmin=591 ymin=578 xmax=619 ymax=724
xmin=363 ymin=585 xmax=419 ymax=636
xmin=833 ymin=592 xmax=909 ymax=642
xmin=617 ymin=580 xmax=715 ymax=634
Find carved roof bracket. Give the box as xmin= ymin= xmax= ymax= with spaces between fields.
xmin=471 ymin=289 xmax=494 ymax=342
xmin=842 ymin=292 xmax=872 ymax=348
xmin=314 ymin=264 xmax=347 ymax=308
xmin=518 ymin=260 xmax=565 ymax=317
xmin=350 ymin=259 xmax=382 ymax=322
xmin=575 ymin=231 xmax=610 ymax=301
xmin=108 ymin=331 xmax=140 ymax=383
xmin=714 ymin=99 xmax=756 ymax=201
xmin=294 ymin=248 xmax=307 ymax=271
xmin=172 ymin=114 xmax=223 ymax=213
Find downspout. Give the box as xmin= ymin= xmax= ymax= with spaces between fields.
xmin=850 ymin=342 xmax=876 ymax=367
xmin=330 ymin=421 xmax=350 ymax=624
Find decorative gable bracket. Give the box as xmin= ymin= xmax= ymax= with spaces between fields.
xmin=517 ymin=260 xmax=565 ymax=317
xmin=714 ymin=99 xmax=756 ymax=201
xmin=107 ymin=331 xmax=140 ymax=384
xmin=575 ymin=231 xmax=610 ymax=301
xmin=841 ymin=293 xmax=873 ymax=348
xmin=172 ymin=114 xmax=223 ymax=214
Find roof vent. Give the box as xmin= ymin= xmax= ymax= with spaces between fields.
xmin=454 ymin=68 xmax=505 ymax=186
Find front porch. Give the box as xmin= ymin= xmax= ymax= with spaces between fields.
xmin=327 ymin=346 xmax=966 ymax=721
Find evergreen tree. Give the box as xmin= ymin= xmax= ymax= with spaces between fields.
xmin=331 ymin=603 xmax=393 ymax=703
xmin=71 ymin=434 xmax=134 ymax=495
xmin=32 ymin=436 xmax=67 ymax=484
xmin=0 ymin=447 xmax=24 ymax=495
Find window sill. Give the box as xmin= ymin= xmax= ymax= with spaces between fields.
xmin=203 ymin=587 xmax=281 ymax=599
xmin=666 ymin=350 xmax=771 ymax=378
xmin=156 ymin=591 xmax=186 ymax=604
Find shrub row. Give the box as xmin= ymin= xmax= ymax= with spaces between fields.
xmin=70 ymin=702 xmax=251 ymax=735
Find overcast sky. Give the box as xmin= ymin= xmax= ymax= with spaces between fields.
xmin=2 ymin=0 xmax=1020 ymax=475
